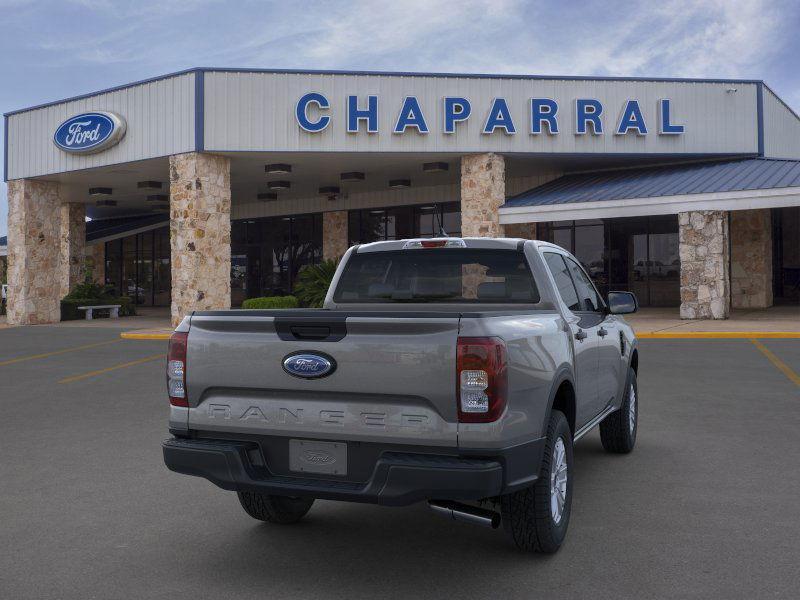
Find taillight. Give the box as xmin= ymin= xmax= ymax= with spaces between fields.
xmin=457 ymin=337 xmax=507 ymax=423
xmin=167 ymin=331 xmax=188 ymax=407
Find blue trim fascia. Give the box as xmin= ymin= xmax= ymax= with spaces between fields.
xmin=756 ymin=82 xmax=765 ymax=157
xmin=194 ymin=69 xmax=204 ymax=152
xmin=4 ymin=66 xmax=767 ymax=118
xmin=3 ymin=114 xmax=8 ymax=182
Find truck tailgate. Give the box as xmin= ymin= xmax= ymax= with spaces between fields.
xmin=185 ymin=312 xmax=460 ymax=446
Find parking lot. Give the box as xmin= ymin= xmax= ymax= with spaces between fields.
xmin=1 ymin=325 xmax=799 ymax=600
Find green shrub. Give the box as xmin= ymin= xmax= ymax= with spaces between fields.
xmin=241 ymin=295 xmax=299 ymax=310
xmin=293 ymin=259 xmax=338 ymax=308
xmin=60 ymin=296 xmax=136 ymax=321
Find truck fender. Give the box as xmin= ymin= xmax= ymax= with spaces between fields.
xmin=543 ymin=365 xmax=577 ymax=438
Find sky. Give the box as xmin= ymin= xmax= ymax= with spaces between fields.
xmin=1 ymin=0 xmax=799 ymax=237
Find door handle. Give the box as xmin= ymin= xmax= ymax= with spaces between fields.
xmin=598 ymin=327 xmax=608 ymax=337
xmin=574 ymin=329 xmax=587 ymax=341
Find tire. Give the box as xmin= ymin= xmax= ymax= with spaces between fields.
xmin=599 ymin=367 xmax=638 ymax=454
xmin=237 ymin=491 xmax=314 ymax=524
xmin=500 ymin=410 xmax=573 ymax=553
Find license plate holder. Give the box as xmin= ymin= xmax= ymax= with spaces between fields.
xmin=289 ymin=439 xmax=347 ymax=476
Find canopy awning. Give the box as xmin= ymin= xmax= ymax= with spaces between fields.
xmin=500 ymin=158 xmax=800 ymax=224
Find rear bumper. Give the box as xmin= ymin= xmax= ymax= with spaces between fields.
xmin=163 ymin=436 xmax=545 ymax=506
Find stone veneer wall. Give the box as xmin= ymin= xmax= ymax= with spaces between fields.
xmin=169 ymin=152 xmax=231 ymax=326
xmin=59 ymin=202 xmax=86 ymax=298
xmin=323 ymin=210 xmax=349 ymax=260
xmin=461 ymin=153 xmax=505 ymax=237
xmin=679 ymin=210 xmax=730 ymax=319
xmin=6 ymin=179 xmax=62 ymax=325
xmin=730 ymin=209 xmax=773 ymax=309
xmin=503 ymin=222 xmax=538 ymax=239
xmin=86 ymin=243 xmax=105 ymax=285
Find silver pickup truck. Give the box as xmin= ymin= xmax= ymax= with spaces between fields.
xmin=163 ymin=237 xmax=639 ymax=553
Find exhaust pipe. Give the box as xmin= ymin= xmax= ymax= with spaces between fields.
xmin=429 ymin=500 xmax=501 ymax=529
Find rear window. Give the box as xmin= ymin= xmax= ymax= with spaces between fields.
xmin=333 ymin=249 xmax=540 ymax=304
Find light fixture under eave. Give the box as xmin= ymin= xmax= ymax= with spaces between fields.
xmin=422 ymin=162 xmax=449 ymax=173
xmin=146 ymin=194 xmax=169 ymax=202
xmin=137 ymin=181 xmax=163 ymax=189
xmin=340 ymin=171 xmax=365 ymax=182
xmin=388 ymin=179 xmax=411 ymax=189
xmin=89 ymin=187 xmax=112 ymax=196
xmin=319 ymin=186 xmax=340 ymax=195
xmin=257 ymin=192 xmax=278 ymax=201
xmin=265 ymin=163 xmax=292 ymax=174
xmin=268 ymin=180 xmax=291 ymax=190
xmin=95 ymin=199 xmax=117 ymax=207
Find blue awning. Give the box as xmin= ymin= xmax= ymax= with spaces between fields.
xmin=504 ymin=158 xmax=800 ymax=208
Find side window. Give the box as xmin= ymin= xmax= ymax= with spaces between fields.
xmin=543 ymin=253 xmax=580 ymax=311
xmin=564 ymin=256 xmax=601 ymax=312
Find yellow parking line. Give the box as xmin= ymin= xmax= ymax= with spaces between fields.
xmin=637 ymin=332 xmax=800 ymax=339
xmin=750 ymin=339 xmax=800 ymax=388
xmin=59 ymin=353 xmax=165 ymax=384
xmin=120 ymin=331 xmax=172 ymax=340
xmin=0 ymin=339 xmax=122 ymax=367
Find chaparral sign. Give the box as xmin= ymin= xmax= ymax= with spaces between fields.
xmin=295 ymin=94 xmax=685 ymax=137
xmin=53 ymin=111 xmax=127 ymax=154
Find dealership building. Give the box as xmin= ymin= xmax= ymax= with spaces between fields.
xmin=3 ymin=67 xmax=799 ymax=325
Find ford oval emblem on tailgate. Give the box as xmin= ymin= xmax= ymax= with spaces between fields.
xmin=282 ymin=352 xmax=335 ymax=379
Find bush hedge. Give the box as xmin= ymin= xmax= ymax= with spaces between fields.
xmin=241 ymin=295 xmax=299 ymax=309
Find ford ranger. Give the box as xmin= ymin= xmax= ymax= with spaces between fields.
xmin=163 ymin=237 xmax=639 ymax=553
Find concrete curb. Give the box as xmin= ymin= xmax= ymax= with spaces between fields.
xmin=120 ymin=330 xmax=172 ymax=340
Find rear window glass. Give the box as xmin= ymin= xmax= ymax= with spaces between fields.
xmin=333 ymin=249 xmax=540 ymax=304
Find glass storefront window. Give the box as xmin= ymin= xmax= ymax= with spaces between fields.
xmin=230 ymin=213 xmax=323 ymax=304
xmin=105 ymin=227 xmax=171 ymax=306
xmin=540 ymin=216 xmax=679 ymax=307
xmin=349 ymin=202 xmax=461 ymax=244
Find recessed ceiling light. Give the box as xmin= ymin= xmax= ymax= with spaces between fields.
xmin=388 ymin=179 xmax=411 ymax=188
xmin=265 ymin=163 xmax=292 ymax=174
xmin=422 ymin=162 xmax=449 ymax=173
xmin=137 ymin=181 xmax=163 ymax=189
xmin=89 ymin=187 xmax=112 ymax=196
xmin=319 ymin=186 xmax=340 ymax=195
xmin=369 ymin=210 xmax=385 ymax=215
xmin=340 ymin=171 xmax=365 ymax=182
xmin=257 ymin=192 xmax=278 ymax=201
xmin=146 ymin=194 xmax=169 ymax=202
xmin=268 ymin=180 xmax=291 ymax=190
xmin=95 ymin=200 xmax=117 ymax=207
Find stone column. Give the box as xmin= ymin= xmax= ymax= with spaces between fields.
xmin=730 ymin=209 xmax=773 ymax=309
xmin=169 ymin=152 xmax=231 ymax=327
xmin=59 ymin=202 xmax=86 ymax=298
xmin=461 ymin=153 xmax=505 ymax=237
xmin=679 ymin=210 xmax=730 ymax=319
xmin=323 ymin=210 xmax=349 ymax=260
xmin=6 ymin=179 xmax=62 ymax=325
xmin=86 ymin=243 xmax=105 ymax=285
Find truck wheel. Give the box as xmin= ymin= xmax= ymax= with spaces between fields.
xmin=599 ymin=367 xmax=638 ymax=454
xmin=237 ymin=491 xmax=314 ymax=524
xmin=500 ymin=410 xmax=573 ymax=553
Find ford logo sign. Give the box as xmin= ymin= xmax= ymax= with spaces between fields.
xmin=53 ymin=111 xmax=126 ymax=154
xmin=282 ymin=352 xmax=335 ymax=379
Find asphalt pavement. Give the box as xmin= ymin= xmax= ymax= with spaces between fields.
xmin=1 ymin=325 xmax=799 ymax=600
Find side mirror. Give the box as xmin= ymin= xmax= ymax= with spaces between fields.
xmin=607 ymin=291 xmax=638 ymax=314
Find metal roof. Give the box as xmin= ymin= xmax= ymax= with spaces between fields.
xmin=503 ymin=158 xmax=800 ymax=208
